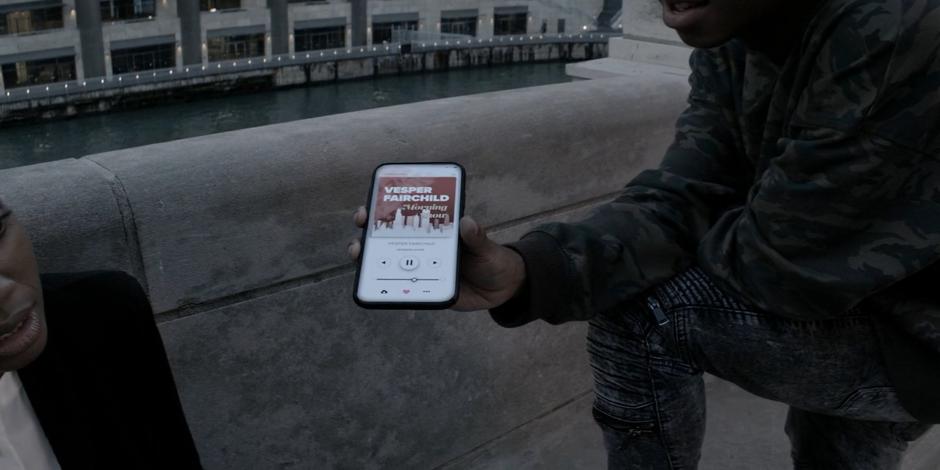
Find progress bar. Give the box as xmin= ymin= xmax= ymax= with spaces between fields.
xmin=376 ymin=278 xmax=441 ymax=282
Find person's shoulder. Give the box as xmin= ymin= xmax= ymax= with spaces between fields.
xmin=809 ymin=0 xmax=902 ymax=60
xmin=810 ymin=0 xmax=940 ymax=148
xmin=808 ymin=0 xmax=940 ymax=62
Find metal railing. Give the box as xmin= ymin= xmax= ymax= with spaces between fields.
xmin=0 ymin=31 xmax=618 ymax=104
xmin=390 ymin=30 xmax=471 ymax=43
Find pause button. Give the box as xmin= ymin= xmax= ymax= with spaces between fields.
xmin=399 ymin=256 xmax=419 ymax=271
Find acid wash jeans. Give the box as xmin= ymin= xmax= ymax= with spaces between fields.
xmin=587 ymin=267 xmax=933 ymax=470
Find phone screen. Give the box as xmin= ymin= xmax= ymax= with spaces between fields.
xmin=355 ymin=163 xmax=463 ymax=306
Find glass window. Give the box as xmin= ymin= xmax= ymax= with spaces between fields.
xmin=1 ymin=55 xmax=75 ymax=88
xmin=441 ymin=16 xmax=476 ymax=37
xmin=199 ymin=0 xmax=240 ymax=11
xmin=111 ymin=42 xmax=174 ymax=74
xmin=207 ymin=33 xmax=264 ymax=61
xmin=371 ymin=20 xmax=417 ymax=44
xmin=100 ymin=0 xmax=155 ymax=21
xmin=494 ymin=12 xmax=527 ymax=35
xmin=557 ymin=18 xmax=565 ymax=34
xmin=0 ymin=6 xmax=64 ymax=35
xmin=294 ymin=25 xmax=345 ymax=52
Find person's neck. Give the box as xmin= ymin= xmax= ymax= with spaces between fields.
xmin=739 ymin=0 xmax=822 ymax=65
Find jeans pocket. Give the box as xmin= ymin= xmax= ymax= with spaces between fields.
xmin=835 ymin=386 xmax=917 ymax=422
xmin=592 ymin=406 xmax=658 ymax=436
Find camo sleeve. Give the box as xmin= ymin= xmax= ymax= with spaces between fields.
xmin=490 ymin=47 xmax=751 ymax=326
xmin=491 ymin=1 xmax=940 ymax=327
xmin=699 ymin=3 xmax=940 ymax=320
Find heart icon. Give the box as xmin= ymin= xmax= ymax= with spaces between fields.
xmin=403 ymin=289 xmax=411 ymax=294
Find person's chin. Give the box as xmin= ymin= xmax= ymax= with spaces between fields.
xmin=675 ymin=29 xmax=733 ymax=48
xmin=660 ymin=3 xmax=734 ymax=48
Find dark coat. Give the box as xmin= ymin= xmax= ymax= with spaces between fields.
xmin=18 ymin=271 xmax=202 ymax=470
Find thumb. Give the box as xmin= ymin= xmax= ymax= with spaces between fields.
xmin=459 ymin=216 xmax=495 ymax=255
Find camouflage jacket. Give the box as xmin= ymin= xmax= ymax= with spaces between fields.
xmin=491 ymin=0 xmax=940 ymax=422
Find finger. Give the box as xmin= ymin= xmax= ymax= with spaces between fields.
xmin=347 ymin=240 xmax=361 ymax=260
xmin=353 ymin=206 xmax=367 ymax=228
xmin=459 ymin=216 xmax=498 ymax=256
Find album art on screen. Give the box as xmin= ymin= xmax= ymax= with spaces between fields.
xmin=371 ymin=176 xmax=457 ymax=238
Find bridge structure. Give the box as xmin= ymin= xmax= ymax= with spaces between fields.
xmin=0 ymin=1 xmax=937 ymax=468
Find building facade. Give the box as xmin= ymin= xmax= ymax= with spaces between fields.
xmin=0 ymin=0 xmax=606 ymax=91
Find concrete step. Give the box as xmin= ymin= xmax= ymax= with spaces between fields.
xmin=443 ymin=377 xmax=939 ymax=469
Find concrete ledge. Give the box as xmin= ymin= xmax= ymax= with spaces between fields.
xmin=612 ymin=36 xmax=692 ymax=69
xmin=566 ymin=56 xmax=690 ymax=80
xmin=0 ymin=158 xmax=142 ymax=280
xmin=567 ymin=37 xmax=691 ymax=80
xmin=69 ymin=72 xmax=687 ymax=314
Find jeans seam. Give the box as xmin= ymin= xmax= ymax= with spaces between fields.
xmin=673 ymin=311 xmax=700 ymax=373
xmin=645 ymin=334 xmax=677 ymax=470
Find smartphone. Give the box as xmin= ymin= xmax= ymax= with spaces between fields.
xmin=354 ymin=162 xmax=465 ymax=309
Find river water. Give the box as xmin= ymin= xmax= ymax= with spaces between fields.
xmin=0 ymin=62 xmax=572 ymax=170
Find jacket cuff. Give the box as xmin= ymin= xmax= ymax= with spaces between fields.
xmin=488 ymin=231 xmax=571 ymax=328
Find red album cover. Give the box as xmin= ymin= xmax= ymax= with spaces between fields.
xmin=371 ymin=176 xmax=457 ymax=238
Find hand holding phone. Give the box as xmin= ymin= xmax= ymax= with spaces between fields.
xmin=351 ymin=163 xmax=526 ymax=310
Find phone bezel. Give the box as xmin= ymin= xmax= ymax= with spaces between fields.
xmin=352 ymin=162 xmax=466 ymax=310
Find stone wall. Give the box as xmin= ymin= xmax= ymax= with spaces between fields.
xmin=0 ymin=72 xmax=689 ymax=468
